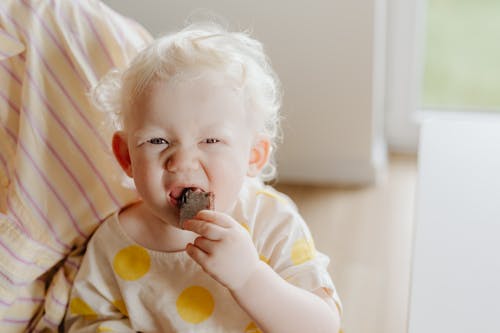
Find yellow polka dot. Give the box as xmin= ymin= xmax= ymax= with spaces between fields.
xmin=245 ymin=322 xmax=263 ymax=333
xmin=69 ymin=297 xmax=96 ymax=317
xmin=259 ymin=254 xmax=270 ymax=265
xmin=97 ymin=326 xmax=113 ymax=332
xmin=291 ymin=238 xmax=316 ymax=265
xmin=112 ymin=299 xmax=128 ymax=316
xmin=256 ymin=190 xmax=288 ymax=204
xmin=240 ymin=221 xmax=251 ymax=234
xmin=176 ymin=286 xmax=214 ymax=324
xmin=113 ymin=245 xmax=150 ymax=281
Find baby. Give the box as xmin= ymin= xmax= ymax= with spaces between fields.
xmin=64 ymin=22 xmax=342 ymax=332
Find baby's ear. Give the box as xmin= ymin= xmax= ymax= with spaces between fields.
xmin=112 ymin=131 xmax=133 ymax=177
xmin=247 ymin=135 xmax=271 ymax=177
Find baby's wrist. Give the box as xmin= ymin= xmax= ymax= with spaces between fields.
xmin=229 ymin=260 xmax=270 ymax=295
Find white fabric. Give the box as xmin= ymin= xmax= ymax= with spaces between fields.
xmin=65 ymin=178 xmax=341 ymax=332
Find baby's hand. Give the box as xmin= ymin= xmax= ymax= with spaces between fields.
xmin=182 ymin=210 xmax=260 ymax=291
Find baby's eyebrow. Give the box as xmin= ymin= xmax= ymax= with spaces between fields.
xmin=133 ymin=127 xmax=167 ymax=139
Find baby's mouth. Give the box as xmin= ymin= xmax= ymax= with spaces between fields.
xmin=170 ymin=187 xmax=204 ymax=208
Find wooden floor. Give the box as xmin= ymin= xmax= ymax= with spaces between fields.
xmin=275 ymin=154 xmax=418 ymax=333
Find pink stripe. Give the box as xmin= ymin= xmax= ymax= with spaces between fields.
xmin=0 ymin=94 xmax=91 ymax=237
xmin=65 ymin=258 xmax=80 ymax=270
xmin=17 ymin=297 xmax=44 ymax=303
xmin=0 ymin=61 xmax=23 ymax=85
xmin=14 ymin=172 xmax=71 ymax=251
xmin=20 ymin=113 xmax=103 ymax=221
xmin=3 ymin=8 xmax=114 ymax=162
xmin=20 ymin=0 xmax=87 ymax=86
xmin=0 ymin=296 xmax=44 ymax=307
xmin=0 ymin=298 xmax=13 ymax=306
xmin=0 ymin=269 xmax=30 ymax=287
xmin=4 ymin=197 xmax=64 ymax=256
xmin=50 ymin=293 xmax=66 ymax=308
xmin=0 ymin=86 xmax=21 ymax=115
xmin=0 ymin=238 xmax=46 ymax=270
xmin=0 ymin=90 xmax=104 ymax=223
xmin=24 ymin=70 xmax=121 ymax=208
xmin=1 ymin=318 xmax=30 ymax=324
xmin=1 ymin=8 xmax=123 ymax=212
xmin=42 ymin=316 xmax=59 ymax=329
xmin=0 ymin=29 xmax=18 ymax=42
xmin=0 ymin=154 xmax=32 ymax=236
xmin=18 ymin=141 xmax=87 ymax=238
xmin=77 ymin=1 xmax=116 ymax=68
xmin=0 ymin=49 xmax=10 ymax=58
xmin=49 ymin=0 xmax=98 ymax=83
xmin=4 ymin=199 xmax=64 ymax=256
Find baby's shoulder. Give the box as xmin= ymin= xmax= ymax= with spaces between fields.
xmin=236 ymin=178 xmax=306 ymax=233
xmin=240 ymin=178 xmax=297 ymax=213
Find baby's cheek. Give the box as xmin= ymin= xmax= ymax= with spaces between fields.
xmin=213 ymin=172 xmax=245 ymax=213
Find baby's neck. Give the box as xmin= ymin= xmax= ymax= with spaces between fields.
xmin=118 ymin=202 xmax=197 ymax=252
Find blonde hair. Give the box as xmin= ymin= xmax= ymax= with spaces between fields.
xmin=92 ymin=22 xmax=282 ymax=181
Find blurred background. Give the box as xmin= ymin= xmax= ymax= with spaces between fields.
xmin=101 ymin=1 xmax=500 ymax=332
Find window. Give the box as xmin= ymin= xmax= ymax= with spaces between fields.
xmin=421 ymin=0 xmax=500 ymax=112
xmin=385 ymin=0 xmax=500 ymax=152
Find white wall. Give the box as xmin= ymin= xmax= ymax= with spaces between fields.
xmin=103 ymin=0 xmax=387 ymax=185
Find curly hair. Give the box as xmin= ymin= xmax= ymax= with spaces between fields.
xmin=92 ymin=22 xmax=282 ymax=181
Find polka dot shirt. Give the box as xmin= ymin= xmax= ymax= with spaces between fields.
xmin=65 ymin=178 xmax=341 ymax=332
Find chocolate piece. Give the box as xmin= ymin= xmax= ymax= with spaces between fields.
xmin=179 ymin=189 xmax=214 ymax=225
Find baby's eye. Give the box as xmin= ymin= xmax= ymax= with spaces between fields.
xmin=204 ymin=138 xmax=220 ymax=144
xmin=147 ymin=138 xmax=169 ymax=145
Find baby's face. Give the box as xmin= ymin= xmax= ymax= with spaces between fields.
xmin=124 ymin=73 xmax=255 ymax=225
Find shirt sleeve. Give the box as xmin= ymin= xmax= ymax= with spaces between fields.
xmin=249 ymin=187 xmax=343 ymax=314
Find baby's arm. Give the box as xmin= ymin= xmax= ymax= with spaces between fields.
xmin=231 ymin=261 xmax=341 ymax=332
xmin=183 ymin=210 xmax=341 ymax=332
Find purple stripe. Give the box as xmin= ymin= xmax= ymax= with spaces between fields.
xmin=17 ymin=297 xmax=44 ymax=303
xmin=24 ymin=70 xmax=121 ymax=208
xmin=0 ymin=96 xmax=89 ymax=237
xmin=65 ymin=258 xmax=80 ymax=270
xmin=0 ymin=296 xmax=44 ymax=307
xmin=0 ymin=154 xmax=34 ymax=237
xmin=3 ymin=198 xmax=64 ymax=256
xmin=16 ymin=100 xmax=102 ymax=221
xmin=0 ymin=61 xmax=23 ymax=85
xmin=0 ymin=125 xmax=74 ymax=247
xmin=14 ymin=172 xmax=71 ymax=251
xmin=0 ymin=269 xmax=30 ymax=287
xmin=0 ymin=49 xmax=10 ymax=58
xmin=1 ymin=318 xmax=30 ymax=324
xmin=0 ymin=238 xmax=46 ymax=270
xmin=0 ymin=86 xmax=21 ymax=115
xmin=3 ymin=8 xmax=118 ymax=177
xmin=0 ymin=29 xmax=18 ymax=41
xmin=0 ymin=298 xmax=13 ymax=306
xmin=42 ymin=316 xmax=59 ymax=329
xmin=77 ymin=1 xmax=116 ymax=68
xmin=4 ymin=196 xmax=34 ymax=238
xmin=0 ymin=89 xmax=104 ymax=223
xmin=49 ymin=0 xmax=98 ymax=83
xmin=50 ymin=293 xmax=66 ymax=308
xmin=20 ymin=0 xmax=87 ymax=86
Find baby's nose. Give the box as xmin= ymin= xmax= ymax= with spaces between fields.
xmin=166 ymin=147 xmax=200 ymax=173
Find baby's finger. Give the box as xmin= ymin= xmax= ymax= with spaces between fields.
xmin=195 ymin=210 xmax=234 ymax=228
xmin=182 ymin=218 xmax=224 ymax=240
xmin=185 ymin=243 xmax=209 ymax=264
xmin=193 ymin=236 xmax=217 ymax=254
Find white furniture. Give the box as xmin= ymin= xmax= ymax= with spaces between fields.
xmin=408 ymin=116 xmax=500 ymax=332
